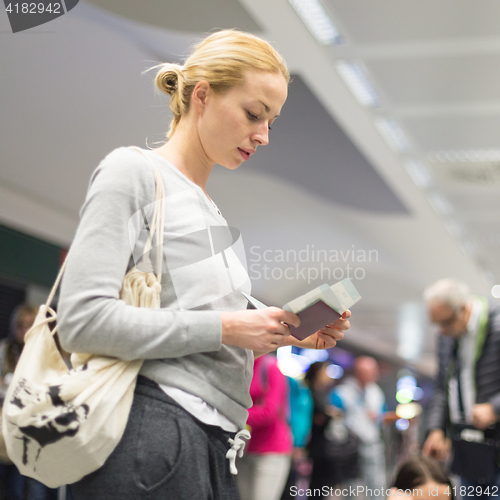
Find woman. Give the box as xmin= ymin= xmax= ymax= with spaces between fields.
xmin=305 ymin=361 xmax=358 ymax=498
xmin=58 ymin=29 xmax=350 ymax=500
xmin=0 ymin=304 xmax=37 ymax=386
xmin=0 ymin=304 xmax=36 ymax=500
xmin=236 ymin=353 xmax=293 ymax=500
xmin=389 ymin=455 xmax=453 ymax=500
xmin=0 ymin=305 xmax=74 ymax=500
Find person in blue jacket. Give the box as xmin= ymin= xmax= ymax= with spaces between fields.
xmin=281 ymin=374 xmax=314 ymax=500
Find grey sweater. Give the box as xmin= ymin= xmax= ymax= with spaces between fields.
xmin=58 ymin=147 xmax=253 ymax=428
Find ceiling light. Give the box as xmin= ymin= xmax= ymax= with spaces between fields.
xmin=492 ymin=285 xmax=500 ymax=299
xmin=443 ymin=218 xmax=465 ymax=238
xmin=374 ymin=117 xmax=410 ymax=153
xmin=446 ymin=151 xmax=458 ymax=162
xmin=288 ymin=0 xmax=343 ymax=45
xmin=397 ymin=303 xmax=424 ymax=361
xmin=483 ymin=271 xmax=496 ymax=287
xmin=336 ymin=61 xmax=379 ymax=107
xmin=459 ymin=239 xmax=478 ymax=258
xmin=404 ymin=160 xmax=432 ymax=188
xmin=427 ymin=192 xmax=453 ymax=216
xmin=429 ymin=149 xmax=500 ymax=163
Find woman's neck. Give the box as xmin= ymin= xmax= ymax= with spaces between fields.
xmin=154 ymin=123 xmax=213 ymax=192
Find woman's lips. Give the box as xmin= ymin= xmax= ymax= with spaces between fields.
xmin=238 ymin=148 xmax=251 ymax=161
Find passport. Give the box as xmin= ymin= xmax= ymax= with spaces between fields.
xmin=242 ymin=278 xmax=361 ymax=340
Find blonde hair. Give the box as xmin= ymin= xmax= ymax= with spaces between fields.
xmin=12 ymin=304 xmax=37 ymax=329
xmin=153 ymin=29 xmax=290 ymax=138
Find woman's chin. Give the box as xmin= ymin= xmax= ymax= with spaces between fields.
xmin=220 ymin=160 xmax=243 ymax=170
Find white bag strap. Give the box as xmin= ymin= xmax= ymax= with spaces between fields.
xmin=44 ymin=260 xmax=67 ymax=313
xmin=128 ymin=146 xmax=165 ymax=283
xmin=44 ymin=146 xmax=166 ymax=310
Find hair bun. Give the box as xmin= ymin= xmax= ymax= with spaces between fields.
xmin=155 ymin=63 xmax=184 ymax=96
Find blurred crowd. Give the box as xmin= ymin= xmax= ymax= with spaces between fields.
xmin=1 ymin=277 xmax=499 ymax=500
xmin=238 ymin=351 xmax=393 ymax=500
xmin=235 ymin=350 xmax=456 ymax=500
xmin=235 ymin=278 xmax=500 ymax=500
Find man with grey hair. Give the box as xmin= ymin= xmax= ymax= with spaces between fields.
xmin=423 ymin=278 xmax=500 ymax=497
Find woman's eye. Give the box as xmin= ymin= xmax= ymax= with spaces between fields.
xmin=247 ymin=111 xmax=272 ymax=130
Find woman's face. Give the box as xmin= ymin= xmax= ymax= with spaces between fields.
xmin=315 ymin=365 xmax=333 ymax=391
xmin=389 ymin=482 xmax=451 ymax=500
xmin=196 ymin=70 xmax=288 ymax=169
xmin=15 ymin=313 xmax=35 ymax=344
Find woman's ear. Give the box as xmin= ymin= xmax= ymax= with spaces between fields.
xmin=191 ymin=81 xmax=210 ymax=114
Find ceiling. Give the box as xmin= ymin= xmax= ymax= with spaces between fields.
xmin=1 ymin=0 xmax=499 ymax=376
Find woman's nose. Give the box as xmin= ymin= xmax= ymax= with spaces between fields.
xmin=252 ymin=123 xmax=269 ymax=146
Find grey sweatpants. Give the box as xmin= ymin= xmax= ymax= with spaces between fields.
xmin=70 ymin=376 xmax=241 ymax=500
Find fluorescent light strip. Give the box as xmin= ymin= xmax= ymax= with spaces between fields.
xmin=429 ymin=149 xmax=500 ymax=163
xmin=374 ymin=117 xmax=410 ymax=153
xmin=483 ymin=271 xmax=496 ymax=287
xmin=404 ymin=160 xmax=432 ymax=188
xmin=459 ymin=239 xmax=478 ymax=258
xmin=288 ymin=0 xmax=342 ymax=45
xmin=336 ymin=61 xmax=379 ymax=107
xmin=397 ymin=303 xmax=425 ymax=361
xmin=427 ymin=192 xmax=453 ymax=216
xmin=443 ymin=218 xmax=465 ymax=238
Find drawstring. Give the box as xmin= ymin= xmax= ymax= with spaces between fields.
xmin=226 ymin=429 xmax=251 ymax=475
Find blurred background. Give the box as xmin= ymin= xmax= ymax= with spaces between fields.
xmin=1 ymin=0 xmax=500 ymax=486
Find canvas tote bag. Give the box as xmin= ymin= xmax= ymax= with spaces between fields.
xmin=2 ymin=147 xmax=165 ymax=487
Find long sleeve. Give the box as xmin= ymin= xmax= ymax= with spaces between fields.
xmin=247 ymin=359 xmax=288 ymax=428
xmin=246 ymin=356 xmax=293 ymax=453
xmin=426 ymin=335 xmax=453 ymax=433
xmin=478 ymin=306 xmax=500 ymax=416
xmin=289 ymin=378 xmax=313 ymax=448
xmin=57 ymin=148 xmax=222 ymax=360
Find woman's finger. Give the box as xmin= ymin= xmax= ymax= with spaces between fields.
xmin=270 ymin=331 xmax=288 ymax=346
xmin=341 ymin=309 xmax=351 ymax=319
xmin=317 ymin=332 xmax=337 ymax=348
xmin=318 ymin=326 xmax=345 ymax=341
xmin=274 ymin=322 xmax=291 ymax=336
xmin=328 ymin=319 xmax=350 ymax=330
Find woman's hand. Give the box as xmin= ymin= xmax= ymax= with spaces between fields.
xmin=220 ymin=307 xmax=300 ymax=353
xmin=285 ymin=310 xmax=351 ymax=350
